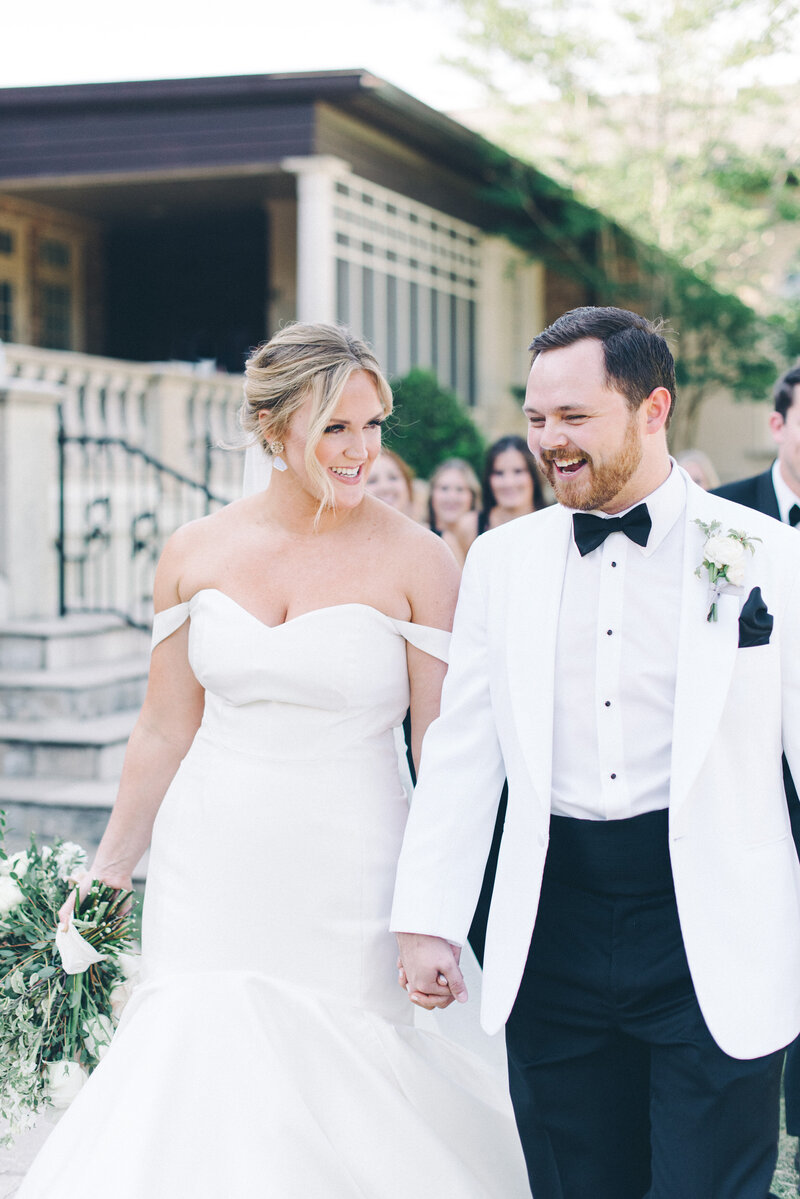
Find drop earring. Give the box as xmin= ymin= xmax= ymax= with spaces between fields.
xmin=268 ymin=441 xmax=288 ymax=472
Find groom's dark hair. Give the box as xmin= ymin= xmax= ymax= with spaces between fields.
xmin=529 ymin=306 xmax=677 ymax=427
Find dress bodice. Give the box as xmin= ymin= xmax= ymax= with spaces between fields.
xmin=152 ymin=589 xmax=450 ymax=762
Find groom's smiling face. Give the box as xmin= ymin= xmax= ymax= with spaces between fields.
xmin=524 ymin=338 xmax=662 ymax=514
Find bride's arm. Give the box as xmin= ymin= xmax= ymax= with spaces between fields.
xmin=59 ymin=536 xmax=205 ymax=919
xmin=406 ymin=535 xmax=461 ymax=771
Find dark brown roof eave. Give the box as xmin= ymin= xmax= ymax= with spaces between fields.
xmin=0 ymin=68 xmax=379 ymax=113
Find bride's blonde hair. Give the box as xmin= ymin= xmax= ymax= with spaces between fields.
xmin=241 ymin=323 xmax=393 ymax=511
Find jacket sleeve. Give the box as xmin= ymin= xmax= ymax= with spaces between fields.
xmin=390 ymin=538 xmax=508 ymax=945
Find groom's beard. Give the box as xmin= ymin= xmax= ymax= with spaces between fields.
xmin=537 ymin=412 xmax=643 ymax=512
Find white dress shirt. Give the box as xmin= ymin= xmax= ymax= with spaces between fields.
xmin=550 ymin=463 xmax=687 ymax=820
xmin=771 ymin=459 xmax=800 ymax=525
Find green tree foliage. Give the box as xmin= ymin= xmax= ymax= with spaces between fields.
xmin=471 ymin=146 xmax=779 ymax=440
xmin=384 ymin=369 xmax=486 ymax=478
xmin=429 ymin=0 xmax=800 ymax=312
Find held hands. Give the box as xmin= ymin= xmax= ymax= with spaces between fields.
xmin=395 ymin=932 xmax=468 ymax=1010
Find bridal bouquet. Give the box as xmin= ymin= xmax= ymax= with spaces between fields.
xmin=0 ymin=812 xmax=139 ymax=1143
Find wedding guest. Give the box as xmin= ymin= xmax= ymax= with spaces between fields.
xmin=676 ymin=448 xmax=720 ymax=490
xmin=365 ymin=447 xmax=415 ymax=516
xmin=18 ymin=323 xmax=529 ymax=1199
xmin=714 ymin=364 xmax=800 ymax=524
xmin=713 ymin=362 xmax=800 ymax=1156
xmin=394 ymin=306 xmax=800 ymax=1199
xmin=427 ymin=458 xmax=481 ymax=537
xmin=453 ymin=435 xmax=545 ymax=565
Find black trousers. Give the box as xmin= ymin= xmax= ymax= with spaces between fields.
xmin=505 ymin=810 xmax=783 ymax=1199
xmin=782 ymin=756 xmax=800 ymax=1137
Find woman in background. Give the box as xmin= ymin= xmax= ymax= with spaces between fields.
xmin=677 ymin=448 xmax=720 ymax=491
xmin=366 ymin=447 xmax=416 ymax=516
xmin=453 ymin=435 xmax=544 ymax=565
xmin=427 ymin=458 xmax=480 ymax=539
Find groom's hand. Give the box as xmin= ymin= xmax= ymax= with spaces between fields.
xmin=395 ymin=932 xmax=468 ymax=1009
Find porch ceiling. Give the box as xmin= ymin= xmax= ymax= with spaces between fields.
xmin=0 ymin=166 xmax=294 ymax=221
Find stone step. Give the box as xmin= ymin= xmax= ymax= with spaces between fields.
xmin=0 ymin=614 xmax=150 ymax=671
xmin=0 ymin=710 xmax=136 ymax=781
xmin=0 ymin=777 xmax=148 ymax=881
xmin=0 ymin=655 xmax=148 ymax=720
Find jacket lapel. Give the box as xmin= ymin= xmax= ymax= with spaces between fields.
xmin=505 ymin=507 xmax=572 ymax=808
xmin=670 ymin=488 xmax=740 ymax=817
xmin=755 ymin=468 xmax=780 ymax=520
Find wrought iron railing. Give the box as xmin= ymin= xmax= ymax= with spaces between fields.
xmin=4 ymin=345 xmax=246 ymax=628
xmin=56 ymin=421 xmax=234 ymax=629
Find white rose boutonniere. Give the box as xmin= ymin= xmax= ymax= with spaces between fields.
xmin=694 ymin=519 xmax=760 ymax=621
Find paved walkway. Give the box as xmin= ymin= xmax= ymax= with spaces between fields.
xmin=0 ymin=1113 xmax=62 ymax=1197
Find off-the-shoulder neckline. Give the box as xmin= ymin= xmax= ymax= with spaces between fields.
xmin=154 ymin=587 xmax=449 ymax=635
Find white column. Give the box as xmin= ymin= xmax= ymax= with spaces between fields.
xmin=477 ymin=237 xmax=545 ymax=438
xmin=0 ymin=379 xmax=63 ymax=620
xmin=281 ymin=156 xmax=350 ymax=324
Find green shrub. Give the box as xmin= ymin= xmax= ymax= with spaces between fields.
xmin=384 ymin=369 xmax=486 ymax=479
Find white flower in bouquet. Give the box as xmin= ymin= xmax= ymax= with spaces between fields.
xmin=44 ymin=1060 xmax=88 ymax=1109
xmin=82 ymin=1014 xmax=114 ymax=1060
xmin=116 ymin=951 xmax=141 ymax=981
xmin=0 ymin=874 xmax=24 ymax=916
xmin=2 ymin=849 xmax=30 ymax=878
xmin=52 ymin=841 xmax=87 ymax=882
xmin=109 ymin=952 xmax=141 ymax=1022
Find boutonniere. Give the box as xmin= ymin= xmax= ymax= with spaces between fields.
xmin=694 ymin=519 xmax=761 ymax=622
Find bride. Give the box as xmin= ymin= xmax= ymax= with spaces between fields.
xmin=19 ymin=323 xmax=529 ymax=1197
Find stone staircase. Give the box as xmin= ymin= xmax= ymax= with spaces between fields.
xmin=0 ymin=613 xmax=151 ymax=877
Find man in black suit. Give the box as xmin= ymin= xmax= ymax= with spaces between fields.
xmin=715 ymin=362 xmax=800 ymax=1165
xmin=715 ymin=364 xmax=800 ymax=525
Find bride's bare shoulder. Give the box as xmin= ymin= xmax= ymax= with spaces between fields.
xmin=363 ymin=499 xmax=460 ymax=618
xmin=364 ymin=496 xmax=449 ymax=555
xmin=153 ymin=500 xmax=254 ymax=607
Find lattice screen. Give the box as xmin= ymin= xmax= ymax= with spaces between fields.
xmin=332 ymin=172 xmax=481 ymax=405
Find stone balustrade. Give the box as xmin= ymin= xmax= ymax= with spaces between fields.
xmin=0 ymin=344 xmax=246 ymax=622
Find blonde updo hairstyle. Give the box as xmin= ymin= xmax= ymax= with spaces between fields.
xmin=241 ymin=323 xmax=393 ymax=511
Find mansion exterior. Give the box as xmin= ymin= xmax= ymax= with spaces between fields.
xmin=0 ymin=69 xmax=572 ymax=437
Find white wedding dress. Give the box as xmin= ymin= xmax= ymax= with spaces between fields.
xmin=19 ymin=589 xmax=529 ymax=1198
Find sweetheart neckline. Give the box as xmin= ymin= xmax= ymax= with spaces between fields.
xmin=162 ymin=588 xmax=443 ymax=634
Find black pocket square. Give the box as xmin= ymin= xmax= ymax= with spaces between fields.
xmin=738 ymin=586 xmax=773 ymax=648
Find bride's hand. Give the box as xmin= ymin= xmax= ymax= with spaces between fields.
xmin=57 ymin=866 xmax=133 ymax=929
xmin=396 ymin=933 xmax=467 ymax=1009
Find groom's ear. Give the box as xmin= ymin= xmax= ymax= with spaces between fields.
xmin=643 ymin=387 xmax=671 ymax=436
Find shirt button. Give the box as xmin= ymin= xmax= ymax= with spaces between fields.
xmin=610 ymin=773 xmax=617 ymax=780
xmin=606 ymin=629 xmax=613 ymax=636
xmin=604 ymin=701 xmax=611 ymax=707
xmin=611 ymin=561 xmax=617 ymax=567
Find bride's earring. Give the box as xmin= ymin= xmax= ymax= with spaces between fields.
xmin=268 ymin=441 xmax=288 ymax=472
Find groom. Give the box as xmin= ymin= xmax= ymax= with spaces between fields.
xmin=392 ymin=307 xmax=800 ymax=1199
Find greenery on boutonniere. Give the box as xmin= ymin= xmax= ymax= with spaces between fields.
xmin=694 ymin=519 xmax=760 ymax=622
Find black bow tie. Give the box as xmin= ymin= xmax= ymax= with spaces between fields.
xmin=572 ymin=504 xmax=652 ymax=556
xmin=789 ymin=504 xmax=800 ymax=528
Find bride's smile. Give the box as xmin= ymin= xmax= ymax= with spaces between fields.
xmin=260 ymin=368 xmax=385 ymax=514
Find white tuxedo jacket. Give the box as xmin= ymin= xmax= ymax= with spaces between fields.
xmin=392 ymin=472 xmax=800 ymax=1058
